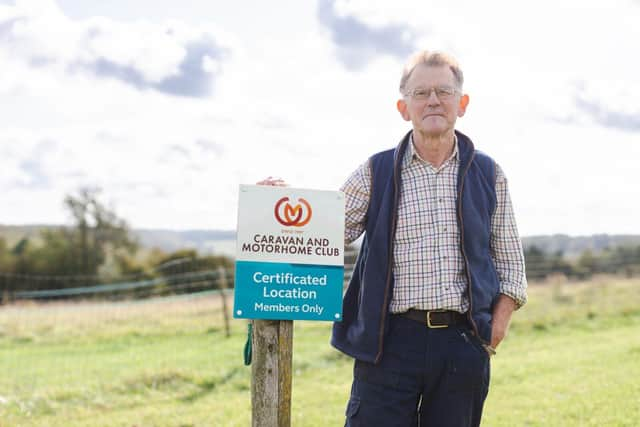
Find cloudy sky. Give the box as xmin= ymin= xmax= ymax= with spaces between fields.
xmin=1 ymin=0 xmax=639 ymax=236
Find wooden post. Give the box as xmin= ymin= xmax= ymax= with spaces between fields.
xmin=1 ymin=274 xmax=11 ymax=305
xmin=217 ymin=267 xmax=231 ymax=338
xmin=251 ymin=319 xmax=293 ymax=427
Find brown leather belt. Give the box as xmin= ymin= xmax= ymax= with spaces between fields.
xmin=397 ymin=309 xmax=468 ymax=328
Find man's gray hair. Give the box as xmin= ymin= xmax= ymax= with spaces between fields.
xmin=399 ymin=50 xmax=464 ymax=93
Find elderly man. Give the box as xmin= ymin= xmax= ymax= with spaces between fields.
xmin=259 ymin=49 xmax=527 ymax=426
xmin=330 ymin=50 xmax=528 ymax=426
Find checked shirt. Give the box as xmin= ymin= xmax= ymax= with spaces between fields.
xmin=341 ymin=135 xmax=527 ymax=313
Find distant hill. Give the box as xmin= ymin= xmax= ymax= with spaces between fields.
xmin=0 ymin=224 xmax=62 ymax=246
xmin=2 ymin=225 xmax=639 ymax=258
xmin=0 ymin=225 xmax=236 ymax=256
xmin=522 ymin=234 xmax=640 ymax=258
xmin=134 ymin=229 xmax=236 ymax=255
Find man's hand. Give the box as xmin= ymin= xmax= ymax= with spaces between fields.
xmin=256 ymin=176 xmax=288 ymax=187
xmin=490 ymin=294 xmax=516 ymax=349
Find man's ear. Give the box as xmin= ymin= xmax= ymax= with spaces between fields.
xmin=397 ymin=99 xmax=410 ymax=121
xmin=458 ymin=94 xmax=470 ymax=117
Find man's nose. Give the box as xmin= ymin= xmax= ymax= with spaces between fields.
xmin=426 ymin=89 xmax=441 ymax=106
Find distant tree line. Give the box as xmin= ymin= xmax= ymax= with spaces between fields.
xmin=524 ymin=245 xmax=640 ymax=281
xmin=0 ymin=188 xmax=233 ymax=301
xmin=2 ymin=189 xmax=640 ymax=301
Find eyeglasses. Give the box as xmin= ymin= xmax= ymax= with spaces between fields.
xmin=404 ymin=86 xmax=459 ymax=101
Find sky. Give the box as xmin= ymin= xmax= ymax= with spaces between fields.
xmin=1 ymin=0 xmax=639 ymax=236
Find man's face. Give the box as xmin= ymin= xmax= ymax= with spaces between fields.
xmin=397 ymin=64 xmax=469 ymax=137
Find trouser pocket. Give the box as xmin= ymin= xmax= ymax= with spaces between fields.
xmin=344 ymin=397 xmax=361 ymax=427
xmin=448 ymin=328 xmax=491 ymax=392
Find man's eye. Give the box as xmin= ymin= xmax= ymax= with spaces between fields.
xmin=414 ymin=90 xmax=429 ymax=97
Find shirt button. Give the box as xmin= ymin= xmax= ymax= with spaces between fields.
xmin=443 ymin=227 xmax=447 ymax=232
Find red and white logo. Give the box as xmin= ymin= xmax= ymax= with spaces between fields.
xmin=274 ymin=197 xmax=312 ymax=227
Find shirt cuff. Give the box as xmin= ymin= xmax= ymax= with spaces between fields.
xmin=499 ymin=282 xmax=527 ymax=310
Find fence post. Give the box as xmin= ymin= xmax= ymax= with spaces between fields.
xmin=216 ymin=266 xmax=231 ymax=338
xmin=251 ymin=319 xmax=293 ymax=427
xmin=1 ymin=274 xmax=12 ymax=305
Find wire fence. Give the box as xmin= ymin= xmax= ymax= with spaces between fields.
xmin=0 ymin=269 xmax=233 ymax=302
xmin=1 ymin=247 xmax=639 ymax=304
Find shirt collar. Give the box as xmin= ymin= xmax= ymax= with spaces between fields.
xmin=405 ymin=132 xmax=459 ymax=170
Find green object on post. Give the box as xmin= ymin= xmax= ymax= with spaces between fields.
xmin=244 ymin=322 xmax=252 ymax=366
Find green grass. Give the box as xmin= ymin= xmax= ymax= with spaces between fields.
xmin=1 ymin=277 xmax=639 ymax=426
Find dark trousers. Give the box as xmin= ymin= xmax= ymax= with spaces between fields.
xmin=344 ymin=315 xmax=490 ymax=427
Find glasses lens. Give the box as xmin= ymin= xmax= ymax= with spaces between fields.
xmin=409 ymin=87 xmax=456 ymax=100
xmin=436 ymin=87 xmax=455 ymax=97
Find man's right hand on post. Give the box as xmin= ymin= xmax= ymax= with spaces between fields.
xmin=256 ymin=176 xmax=288 ymax=187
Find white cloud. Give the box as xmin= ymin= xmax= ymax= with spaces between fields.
xmin=317 ymin=0 xmax=419 ymax=70
xmin=0 ymin=0 xmax=229 ymax=97
xmin=79 ymin=18 xmax=186 ymax=83
xmin=0 ymin=0 xmax=639 ymax=236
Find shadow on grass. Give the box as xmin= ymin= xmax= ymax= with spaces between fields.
xmin=114 ymin=367 xmax=244 ymax=404
xmin=180 ymin=367 xmax=241 ymax=403
xmin=120 ymin=371 xmax=195 ymax=394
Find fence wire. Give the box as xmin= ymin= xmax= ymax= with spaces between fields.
xmin=2 ymin=247 xmax=639 ymax=303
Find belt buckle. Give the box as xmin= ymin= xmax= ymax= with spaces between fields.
xmin=426 ymin=310 xmax=448 ymax=329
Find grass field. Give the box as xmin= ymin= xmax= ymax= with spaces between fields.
xmin=1 ymin=277 xmax=639 ymax=426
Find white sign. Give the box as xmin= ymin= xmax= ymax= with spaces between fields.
xmin=235 ymin=185 xmax=345 ymax=266
xmin=234 ymin=185 xmax=345 ymax=321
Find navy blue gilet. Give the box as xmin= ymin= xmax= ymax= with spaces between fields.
xmin=331 ymin=129 xmax=499 ymax=364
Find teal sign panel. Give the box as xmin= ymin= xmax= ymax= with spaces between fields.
xmin=233 ymin=260 xmax=344 ymax=321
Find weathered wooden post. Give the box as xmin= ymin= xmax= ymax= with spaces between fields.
xmin=251 ymin=320 xmax=293 ymax=427
xmin=217 ymin=266 xmax=231 ymax=338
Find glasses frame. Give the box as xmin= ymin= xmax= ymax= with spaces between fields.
xmin=403 ymin=86 xmax=460 ymax=101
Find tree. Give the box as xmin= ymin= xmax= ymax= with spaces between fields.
xmin=548 ymin=250 xmax=574 ymax=277
xmin=0 ymin=238 xmax=10 ymax=271
xmin=151 ymin=249 xmax=234 ymax=294
xmin=11 ymin=238 xmax=34 ymax=274
xmin=576 ymin=249 xmax=597 ymax=279
xmin=63 ymin=187 xmax=138 ymax=280
xmin=524 ymin=246 xmax=549 ymax=280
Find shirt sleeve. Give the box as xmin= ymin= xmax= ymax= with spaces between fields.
xmin=340 ymin=160 xmax=372 ymax=244
xmin=490 ymin=163 xmax=528 ymax=308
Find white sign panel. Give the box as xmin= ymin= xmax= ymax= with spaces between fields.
xmin=235 ymin=185 xmax=344 ymax=266
xmin=234 ymin=185 xmax=345 ymax=321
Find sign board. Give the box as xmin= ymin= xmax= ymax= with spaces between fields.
xmin=233 ymin=185 xmax=345 ymax=321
